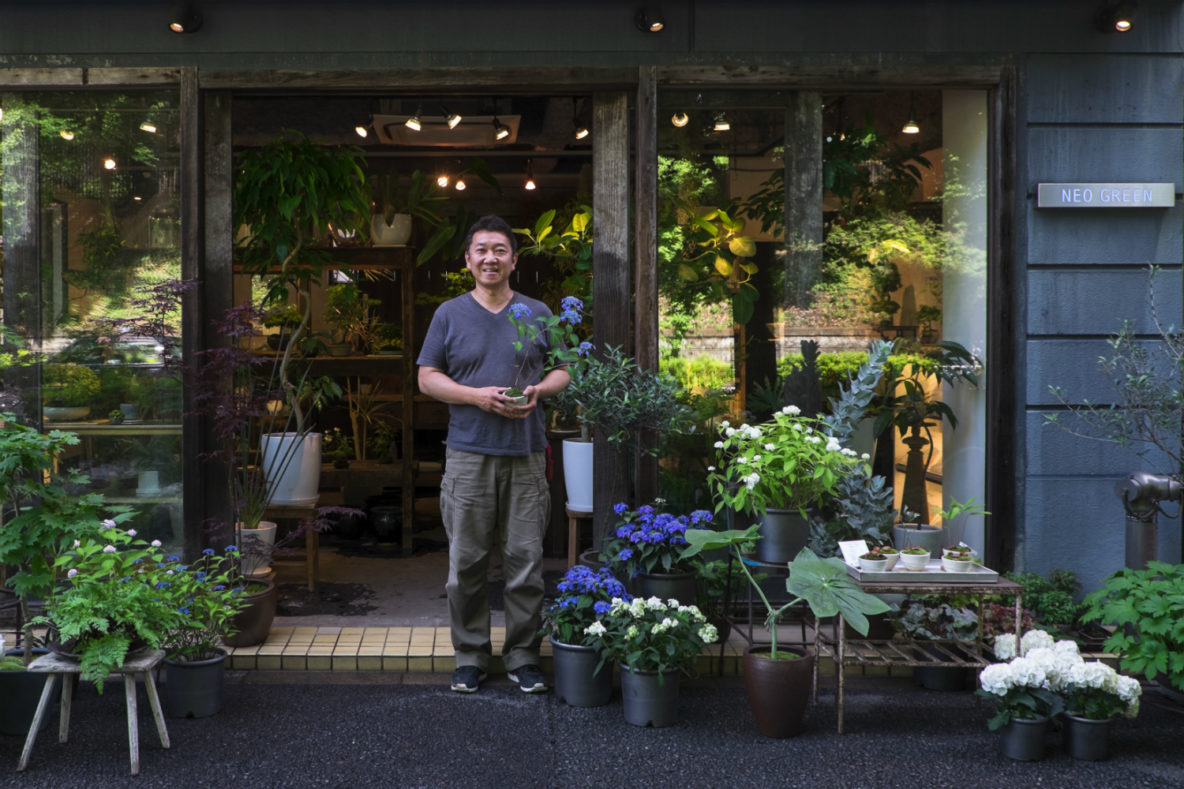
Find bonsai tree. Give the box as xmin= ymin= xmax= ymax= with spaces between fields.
xmin=42 ymin=363 xmax=101 ymax=409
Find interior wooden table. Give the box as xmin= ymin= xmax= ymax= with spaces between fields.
xmin=814 ymin=576 xmax=1023 ymax=734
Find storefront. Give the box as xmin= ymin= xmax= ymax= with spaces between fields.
xmin=0 ymin=1 xmax=1180 ymax=596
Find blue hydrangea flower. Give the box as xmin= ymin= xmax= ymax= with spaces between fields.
xmin=508 ymin=303 xmax=532 ymax=320
xmin=202 ymin=548 xmax=215 ymax=556
xmin=593 ymin=601 xmax=611 ymax=615
xmin=613 ymin=502 xmax=628 ymax=516
xmin=577 ymin=341 xmax=594 ymax=356
xmin=617 ymin=548 xmax=634 ymax=562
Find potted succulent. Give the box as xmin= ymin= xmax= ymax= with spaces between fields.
xmin=583 ymin=595 xmax=718 ymax=728
xmin=681 ymin=528 xmax=890 ymax=738
xmin=709 ymin=405 xmax=861 ymax=564
xmin=598 ymin=500 xmax=711 ymax=602
xmin=0 ymin=417 xmax=109 ymax=733
xmin=941 ymin=551 xmax=975 ymax=573
xmin=540 ymin=565 xmax=630 ymax=708
xmin=42 ymin=362 xmax=101 ymax=421
xmin=858 ymin=545 xmax=895 ymax=572
xmin=234 ymin=130 xmax=368 ymax=506
xmin=157 ymin=545 xmax=251 ymax=718
xmin=898 ymin=545 xmax=931 ymax=572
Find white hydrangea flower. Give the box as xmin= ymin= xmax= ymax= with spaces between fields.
xmin=752 ymin=454 xmax=761 ymax=462
xmin=841 ymin=448 xmax=857 ymax=457
xmin=860 ymin=453 xmax=871 ymax=461
xmin=584 ymin=621 xmax=607 ymax=636
xmin=706 ymin=465 xmax=716 ymax=472
xmin=126 ymin=529 xmax=137 ymax=537
xmin=806 ymin=435 xmax=822 ymax=445
xmin=67 ymin=568 xmax=79 ymax=579
xmin=102 ymin=545 xmax=117 ymax=554
xmin=782 ymin=405 xmax=801 ymax=415
xmin=825 ymin=438 xmax=841 ymax=453
xmin=979 ymin=663 xmax=1014 ymax=696
xmin=713 ymin=441 xmax=724 ymax=449
xmin=725 ymin=427 xmax=736 ymax=437
xmin=764 ymin=443 xmax=775 ymax=451
xmin=993 ymin=634 xmax=1017 ymax=661
xmin=743 ymin=473 xmax=760 ymax=490
xmin=719 ymin=420 xmax=730 ymax=430
xmin=151 ymin=539 xmax=162 ymax=548
xmin=1053 ymin=639 xmax=1080 ymax=657
xmin=1019 ymin=629 xmax=1055 ymax=655
xmin=626 ymin=624 xmax=639 ymax=639
xmin=698 ymin=623 xmax=719 ymax=644
xmin=645 ymin=596 xmax=666 ymax=610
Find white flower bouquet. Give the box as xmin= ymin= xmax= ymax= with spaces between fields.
xmin=584 ymin=596 xmax=718 ymax=675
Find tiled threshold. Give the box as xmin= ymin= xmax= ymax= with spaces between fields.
xmin=226 ymin=625 xmax=761 ymax=676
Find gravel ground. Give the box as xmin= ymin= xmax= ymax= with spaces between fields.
xmin=1 ymin=671 xmax=1182 ymax=788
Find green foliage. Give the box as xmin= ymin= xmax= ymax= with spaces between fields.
xmin=873 ymin=340 xmax=981 ymax=442
xmin=38 ymin=522 xmax=180 ymax=691
xmin=659 ymin=354 xmax=734 ymax=394
xmin=555 ymin=345 xmax=694 ymax=454
xmin=682 ymin=532 xmax=890 ymax=657
xmin=515 ymin=203 xmax=594 ymax=310
xmin=1083 ymin=561 xmax=1184 ymax=691
xmin=1004 ymin=570 xmax=1082 ymax=628
xmin=323 ymin=283 xmax=381 ymax=351
xmin=42 ymin=363 xmax=101 ymax=407
xmin=897 ymin=596 xmax=979 ymax=643
xmin=158 ymin=546 xmax=251 ymax=662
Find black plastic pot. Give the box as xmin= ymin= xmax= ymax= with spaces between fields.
xmin=0 ymin=648 xmax=60 ymax=736
xmin=163 ymin=649 xmax=227 ymax=719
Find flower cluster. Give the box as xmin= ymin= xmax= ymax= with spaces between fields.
xmin=38 ymin=521 xmax=185 ymax=691
xmin=584 ymin=596 xmax=718 ymax=674
xmin=323 ymin=426 xmax=354 ymax=462
xmin=541 ymin=565 xmax=631 ymax=647
xmin=157 ymin=546 xmax=252 ymax=662
xmin=708 ymin=405 xmax=861 ymax=516
xmin=506 ymin=295 xmax=591 ymax=390
xmin=978 ymin=629 xmax=1141 ymax=729
xmin=600 ymin=500 xmax=712 ymax=579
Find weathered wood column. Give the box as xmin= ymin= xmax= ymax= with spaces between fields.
xmin=784 ymin=92 xmax=823 ymax=309
xmin=634 ymin=66 xmax=659 ymax=505
xmin=592 ymin=90 xmax=630 ymax=549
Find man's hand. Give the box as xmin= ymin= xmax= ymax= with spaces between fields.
xmin=474 ymin=386 xmax=534 ymax=419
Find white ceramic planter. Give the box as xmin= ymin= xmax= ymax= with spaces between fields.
xmin=859 ymin=556 xmax=890 ymax=572
xmin=898 ymin=551 xmax=930 ymax=571
xmin=880 ymin=552 xmax=900 ymax=570
xmin=941 ymin=556 xmax=974 ymax=573
xmin=370 ymin=213 xmax=412 ymax=246
xmin=563 ymin=438 xmax=593 ymax=513
xmin=261 ymin=432 xmax=322 ymax=506
xmin=237 ymin=521 xmax=277 ymax=577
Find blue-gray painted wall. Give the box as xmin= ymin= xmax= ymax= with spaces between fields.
xmin=1 ymin=0 xmax=1182 ymax=592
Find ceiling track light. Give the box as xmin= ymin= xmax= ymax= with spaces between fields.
xmin=405 ymin=106 xmax=423 ymax=132
xmin=492 ymin=117 xmax=510 ymax=141
xmin=671 ymin=111 xmax=689 ymax=127
xmin=436 ymin=172 xmax=450 ymax=188
xmin=354 ymin=118 xmax=370 ymax=138
xmin=442 ymin=105 xmax=462 ymax=129
xmin=634 ymin=7 xmax=665 ymax=33
xmin=454 ymin=177 xmax=467 ymax=191
xmin=168 ymin=3 xmax=202 ymax=33
xmin=103 ymin=157 xmax=117 ymax=170
xmin=901 ymin=94 xmax=920 ymax=135
xmin=1095 ymin=2 xmax=1136 ymax=33
xmin=59 ymin=129 xmax=75 ymax=141
xmin=712 ymin=113 xmax=730 ymax=132
xmin=524 ymin=160 xmax=537 ymax=191
xmin=139 ymin=121 xmax=157 ymax=134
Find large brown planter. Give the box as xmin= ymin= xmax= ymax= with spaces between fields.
xmin=743 ymin=645 xmax=814 ymax=738
xmin=223 ymin=579 xmax=277 ymax=648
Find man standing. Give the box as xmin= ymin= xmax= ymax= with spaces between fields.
xmin=417 ymin=215 xmax=570 ymax=693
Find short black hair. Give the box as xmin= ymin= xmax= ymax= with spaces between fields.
xmin=464 ymin=215 xmax=518 ymax=256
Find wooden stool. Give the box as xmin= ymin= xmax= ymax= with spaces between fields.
xmin=264 ymin=500 xmax=320 ymax=591
xmin=566 ymin=507 xmax=594 ymax=567
xmin=18 ymin=649 xmax=170 ymax=776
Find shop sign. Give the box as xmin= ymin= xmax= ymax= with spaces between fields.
xmin=1037 ymin=182 xmax=1175 ymax=208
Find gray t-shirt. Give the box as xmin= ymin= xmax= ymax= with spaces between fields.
xmin=417 ymin=291 xmax=553 ymax=456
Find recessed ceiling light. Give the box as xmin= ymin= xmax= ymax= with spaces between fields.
xmin=671 ymin=112 xmax=689 ymax=127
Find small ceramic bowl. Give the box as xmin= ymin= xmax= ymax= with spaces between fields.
xmin=898 ymin=551 xmax=931 ymax=571
xmin=859 ymin=556 xmax=890 ymax=572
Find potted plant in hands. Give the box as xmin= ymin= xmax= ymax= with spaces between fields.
xmin=0 ymin=417 xmax=109 ymax=733
xmin=681 ymin=528 xmax=891 ymax=738
xmin=540 ymin=565 xmax=630 ymax=707
xmin=598 ymin=501 xmax=712 ymax=602
xmin=709 ymin=405 xmax=860 ymax=564
xmin=234 ymin=130 xmax=367 ymax=505
xmin=584 ymin=596 xmax=718 ymax=727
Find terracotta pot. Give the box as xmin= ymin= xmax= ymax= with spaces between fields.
xmin=223 ymin=579 xmax=277 ymax=648
xmin=742 ymin=645 xmax=814 ymax=738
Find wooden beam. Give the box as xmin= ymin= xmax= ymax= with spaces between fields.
xmin=784 ymin=92 xmax=823 ymax=310
xmin=0 ymin=68 xmax=181 ymax=87
xmin=197 ymin=67 xmax=636 ymax=92
xmin=655 ymin=62 xmax=1007 ymax=89
xmin=180 ymin=67 xmax=203 ymax=558
xmin=635 ymin=66 xmax=659 ymax=505
xmin=592 ymin=90 xmax=629 ymax=548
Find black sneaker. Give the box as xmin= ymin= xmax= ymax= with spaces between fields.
xmin=507 ymin=664 xmax=548 ymax=693
xmin=450 ymin=665 xmax=487 ymax=693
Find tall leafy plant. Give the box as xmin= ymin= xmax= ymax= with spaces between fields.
xmin=233 ymin=130 xmax=370 ymax=436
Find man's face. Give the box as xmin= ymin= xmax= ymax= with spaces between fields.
xmin=464 ymin=230 xmax=517 ymax=288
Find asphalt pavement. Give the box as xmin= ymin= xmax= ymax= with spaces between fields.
xmin=1 ymin=670 xmax=1182 ymax=788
